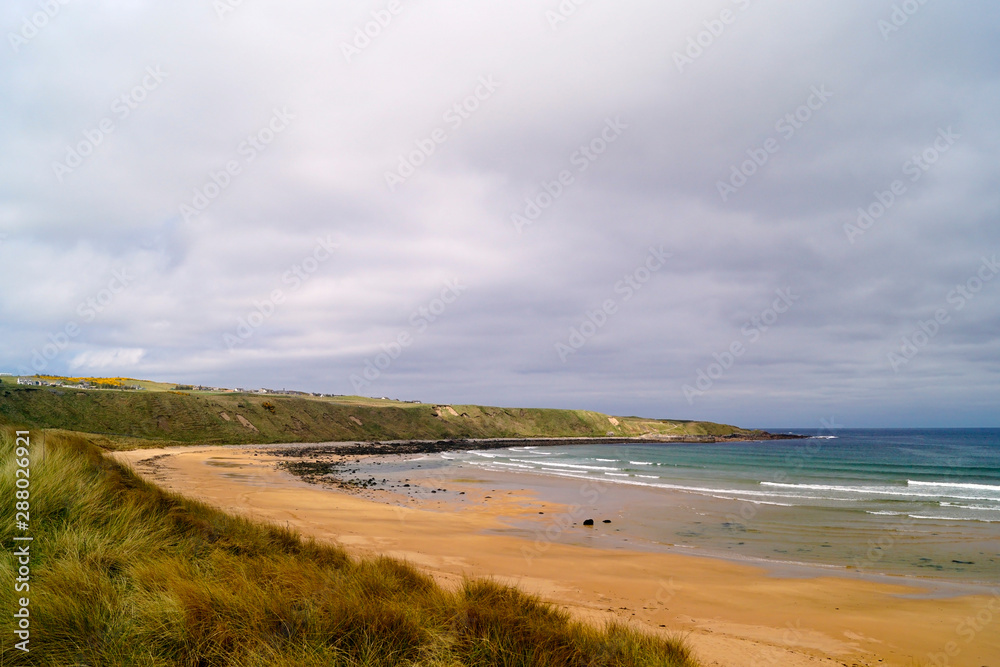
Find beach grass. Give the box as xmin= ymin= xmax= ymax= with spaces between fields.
xmin=0 ymin=427 xmax=698 ymax=666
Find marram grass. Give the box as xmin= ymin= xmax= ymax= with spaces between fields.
xmin=0 ymin=428 xmax=698 ymax=666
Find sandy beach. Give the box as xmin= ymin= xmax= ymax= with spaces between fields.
xmin=113 ymin=444 xmax=1000 ymax=667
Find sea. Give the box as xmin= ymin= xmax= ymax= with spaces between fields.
xmin=364 ymin=428 xmax=1000 ymax=587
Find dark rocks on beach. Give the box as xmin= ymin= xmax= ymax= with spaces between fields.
xmin=603 ymin=520 xmax=611 ymax=524
xmin=583 ymin=519 xmax=595 ymax=526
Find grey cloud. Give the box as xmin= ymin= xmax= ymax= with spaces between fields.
xmin=1 ymin=0 xmax=998 ymax=426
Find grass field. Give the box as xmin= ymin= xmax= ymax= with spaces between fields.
xmin=0 ymin=427 xmax=698 ymax=666
xmin=0 ymin=381 xmax=760 ymax=449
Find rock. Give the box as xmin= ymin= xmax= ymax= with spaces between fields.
xmin=583 ymin=519 xmax=595 ymax=526
xmin=603 ymin=519 xmax=612 ymax=524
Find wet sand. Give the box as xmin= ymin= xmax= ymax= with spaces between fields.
xmin=113 ymin=444 xmax=1000 ymax=667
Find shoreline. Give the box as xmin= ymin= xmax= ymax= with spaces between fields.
xmin=112 ymin=443 xmax=1000 ymax=667
xmin=245 ymin=431 xmax=811 ymax=456
xmin=260 ymin=439 xmax=1000 ymax=590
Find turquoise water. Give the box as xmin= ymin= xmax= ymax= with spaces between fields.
xmin=387 ymin=429 xmax=1000 ymax=584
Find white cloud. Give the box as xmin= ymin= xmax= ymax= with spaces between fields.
xmin=69 ymin=348 xmax=146 ymax=371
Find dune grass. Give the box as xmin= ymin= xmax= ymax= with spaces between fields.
xmin=0 ymin=428 xmax=698 ymax=666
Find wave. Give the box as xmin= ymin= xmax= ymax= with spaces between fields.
xmin=868 ymin=510 xmax=999 ymax=523
xmin=810 ymin=435 xmax=838 ymax=439
xmin=490 ymin=462 xmax=536 ymax=469
xmin=595 ymin=458 xmax=618 ymax=462
xmin=908 ymin=480 xmax=1000 ymax=493
xmin=710 ymin=495 xmax=795 ymax=507
xmin=629 ymin=461 xmax=655 ymax=466
xmin=760 ymin=481 xmax=1000 ymax=502
xmin=907 ymin=515 xmax=1000 ymax=523
xmin=941 ymin=502 xmax=1000 ymax=512
xmin=604 ymin=472 xmax=630 ymax=477
xmin=509 ymin=459 xmax=620 ymax=472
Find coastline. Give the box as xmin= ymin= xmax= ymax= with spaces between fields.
xmin=112 ymin=442 xmax=1000 ymax=667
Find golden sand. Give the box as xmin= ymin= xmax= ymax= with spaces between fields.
xmin=113 ymin=445 xmax=1000 ymax=667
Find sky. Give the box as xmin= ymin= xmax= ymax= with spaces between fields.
xmin=1 ymin=1 xmax=998 ymax=428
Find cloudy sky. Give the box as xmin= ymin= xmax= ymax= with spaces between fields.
xmin=2 ymin=1 xmax=998 ymax=427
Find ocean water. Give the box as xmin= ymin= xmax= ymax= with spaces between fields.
xmin=381 ymin=429 xmax=1000 ymax=584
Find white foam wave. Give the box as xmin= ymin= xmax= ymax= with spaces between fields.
xmin=761 ymin=481 xmax=999 ymax=501
xmin=941 ymin=502 xmax=1000 ymax=512
xmin=629 ymin=461 xmax=655 ymax=466
xmin=710 ymin=495 xmax=795 ymax=507
xmin=605 ymin=472 xmax=630 ymax=477
xmin=595 ymin=458 xmax=618 ymax=462
xmin=908 ymin=514 xmax=1000 ymax=523
xmin=908 ymin=480 xmax=1000 ymax=493
xmin=510 ymin=459 xmax=620 ymax=472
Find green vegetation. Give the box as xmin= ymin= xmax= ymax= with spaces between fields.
xmin=0 ymin=428 xmax=697 ymax=666
xmin=0 ymin=381 xmax=760 ymax=450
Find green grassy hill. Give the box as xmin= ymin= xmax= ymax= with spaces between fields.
xmin=0 ymin=381 xmax=761 ymax=449
xmin=0 ymin=427 xmax=698 ymax=666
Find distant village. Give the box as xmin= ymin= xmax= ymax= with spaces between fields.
xmin=4 ymin=376 xmax=145 ymax=391
xmin=0 ymin=373 xmax=419 ymax=402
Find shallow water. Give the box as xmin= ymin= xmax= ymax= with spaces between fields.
xmin=353 ymin=429 xmax=1000 ymax=585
